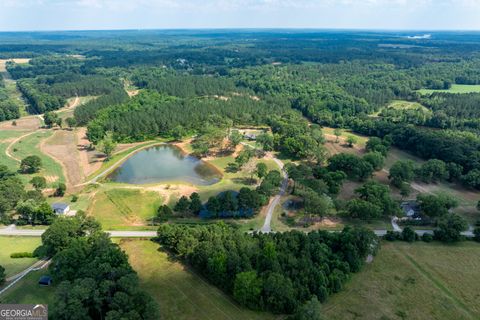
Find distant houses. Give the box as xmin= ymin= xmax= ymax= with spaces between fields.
xmin=51 ymin=202 xmax=70 ymax=215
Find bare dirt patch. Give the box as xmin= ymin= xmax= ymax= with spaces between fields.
xmin=0 ymin=116 xmax=40 ymax=131
xmin=41 ymin=129 xmax=83 ymax=188
xmin=76 ymin=127 xmax=103 ymax=178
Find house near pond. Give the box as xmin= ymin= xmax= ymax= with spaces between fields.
xmin=51 ymin=202 xmax=70 ymax=215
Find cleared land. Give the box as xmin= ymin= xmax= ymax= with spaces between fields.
xmin=0 ymin=236 xmax=40 ymax=277
xmin=7 ymin=130 xmax=65 ymax=186
xmin=323 ymin=242 xmax=480 ymax=320
xmin=120 ymin=239 xmax=278 ymax=320
xmin=87 ymin=188 xmax=162 ymax=229
xmin=418 ymin=84 xmax=480 ymax=95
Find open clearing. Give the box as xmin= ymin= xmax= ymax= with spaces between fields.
xmin=120 ymin=239 xmax=278 ymax=320
xmin=42 ymin=129 xmax=84 ymax=188
xmin=323 ymin=241 xmax=480 ymax=320
xmin=418 ymin=84 xmax=480 ymax=95
xmin=0 ymin=236 xmax=40 ymax=277
xmin=88 ymin=188 xmax=162 ymax=229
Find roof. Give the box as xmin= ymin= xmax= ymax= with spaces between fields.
xmin=38 ymin=275 xmax=52 ymax=284
xmin=51 ymin=203 xmax=69 ymax=210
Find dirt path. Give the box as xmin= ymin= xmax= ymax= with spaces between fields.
xmin=5 ymin=130 xmax=44 ymax=162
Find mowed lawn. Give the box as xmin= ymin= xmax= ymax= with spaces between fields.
xmin=88 ymin=188 xmax=162 ymax=230
xmin=0 ymin=236 xmax=41 ymax=277
xmin=418 ymin=84 xmax=480 ymax=95
xmin=0 ymin=130 xmax=27 ymax=170
xmin=120 ymin=240 xmax=279 ymax=320
xmin=323 ymin=242 xmax=480 ymax=320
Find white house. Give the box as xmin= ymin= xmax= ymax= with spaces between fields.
xmin=51 ymin=202 xmax=70 ymax=215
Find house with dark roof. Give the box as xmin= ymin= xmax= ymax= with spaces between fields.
xmin=51 ymin=202 xmax=70 ymax=215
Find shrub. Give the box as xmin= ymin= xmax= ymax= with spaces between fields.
xmin=10 ymin=252 xmax=34 ymax=258
xmin=421 ymin=233 xmax=434 ymax=242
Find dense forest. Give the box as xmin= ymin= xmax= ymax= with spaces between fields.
xmin=157 ymin=223 xmax=377 ymax=314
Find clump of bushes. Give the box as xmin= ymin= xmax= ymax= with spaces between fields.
xmin=10 ymin=252 xmax=34 ymax=258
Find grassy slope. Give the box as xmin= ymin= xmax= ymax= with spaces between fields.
xmin=323 ymin=241 xmax=480 ymax=320
xmin=8 ymin=130 xmax=65 ymax=186
xmin=120 ymin=239 xmax=278 ymax=320
xmin=418 ymin=84 xmax=480 ymax=95
xmin=0 ymin=236 xmax=40 ymax=277
xmin=0 ymin=130 xmax=27 ymax=170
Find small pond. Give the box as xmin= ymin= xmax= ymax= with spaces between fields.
xmin=107 ymin=145 xmax=221 ymax=185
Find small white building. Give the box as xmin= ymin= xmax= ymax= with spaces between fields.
xmin=51 ymin=202 xmax=70 ymax=215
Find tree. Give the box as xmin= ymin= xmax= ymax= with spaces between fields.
xmin=399 ymin=182 xmax=412 ymax=199
xmin=30 ymin=176 xmax=47 ymax=190
xmin=402 ymin=227 xmax=416 ymax=242
xmin=365 ymin=137 xmax=390 ymax=156
xmin=363 ymin=152 xmax=385 ymax=171
xmin=434 ymin=214 xmax=468 ymax=242
xmin=257 ymin=133 xmax=274 ymax=151
xmin=346 ymin=135 xmax=357 ymax=147
xmin=0 ymin=265 xmax=5 ymax=285
xmin=346 ymin=199 xmax=382 ymax=220
xmin=389 ymin=160 xmax=415 ymax=188
xmin=233 ymin=271 xmax=263 ymax=309
xmin=416 ymin=159 xmax=448 ymax=183
xmin=54 ymin=183 xmax=66 ymax=197
xmin=97 ymin=132 xmax=117 ymax=160
xmin=473 ymin=228 xmax=480 ymax=242
xmin=189 ymin=192 xmax=202 ymax=215
xmin=44 ymin=111 xmax=60 ymax=128
xmin=65 ymin=117 xmax=77 ymax=129
xmin=333 ymin=128 xmax=342 ymax=143
xmin=171 ymin=125 xmax=186 ymax=141
xmin=289 ymin=296 xmax=323 ymax=320
xmin=174 ymin=196 xmax=190 ymax=215
xmin=255 ymin=162 xmax=268 ymax=180
xmin=229 ymin=130 xmax=243 ymax=149
xmin=157 ymin=205 xmax=172 ymax=220
xmin=417 ymin=193 xmax=458 ymax=218
xmin=20 ymin=155 xmax=42 ymax=174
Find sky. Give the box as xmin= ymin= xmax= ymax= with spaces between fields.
xmin=0 ymin=0 xmax=480 ymax=31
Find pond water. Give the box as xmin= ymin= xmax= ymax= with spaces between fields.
xmin=107 ymin=145 xmax=221 ymax=185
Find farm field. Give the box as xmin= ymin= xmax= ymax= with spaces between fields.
xmin=120 ymin=239 xmax=279 ymax=320
xmin=418 ymin=84 xmax=480 ymax=95
xmin=0 ymin=236 xmax=40 ymax=277
xmin=323 ymin=241 xmax=480 ymax=320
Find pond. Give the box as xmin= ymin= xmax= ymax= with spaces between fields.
xmin=107 ymin=145 xmax=221 ymax=185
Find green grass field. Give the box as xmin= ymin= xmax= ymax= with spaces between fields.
xmin=384 ymin=100 xmax=431 ymax=112
xmin=0 ymin=269 xmax=55 ymax=305
xmin=323 ymin=241 xmax=480 ymax=320
xmin=418 ymin=84 xmax=480 ymax=95
xmin=0 ymin=130 xmax=27 ymax=170
xmin=8 ymin=130 xmax=65 ymax=186
xmin=0 ymin=236 xmax=40 ymax=277
xmin=120 ymin=239 xmax=278 ymax=320
xmin=88 ymin=188 xmax=162 ymax=229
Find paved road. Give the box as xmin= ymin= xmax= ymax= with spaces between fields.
xmin=0 ymin=226 xmax=156 ymax=238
